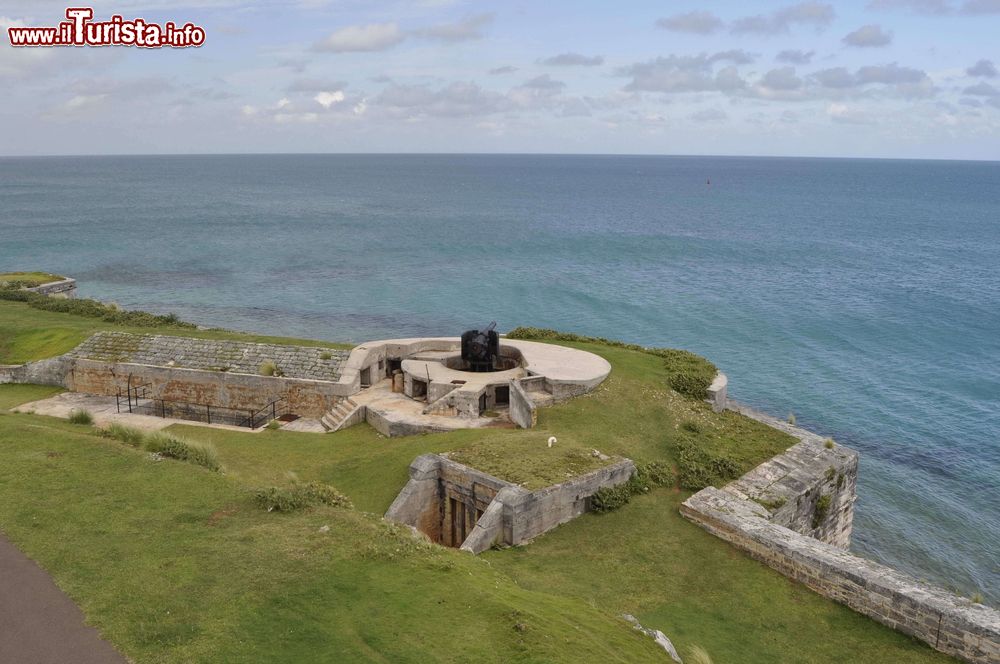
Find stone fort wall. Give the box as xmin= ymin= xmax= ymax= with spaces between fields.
xmin=681 ymin=404 xmax=1000 ymax=664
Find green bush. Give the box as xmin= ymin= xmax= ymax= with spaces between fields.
xmin=812 ymin=494 xmax=831 ymax=529
xmin=319 ymin=351 xmax=332 ymax=360
xmin=505 ymin=327 xmax=717 ymax=400
xmin=258 ymin=360 xmax=282 ymax=377
xmin=100 ymin=422 xmax=145 ymax=446
xmin=68 ymin=409 xmax=93 ymax=425
xmin=145 ymin=433 xmax=221 ymax=472
xmin=591 ymin=461 xmax=675 ymax=513
xmin=676 ymin=440 xmax=740 ymax=490
xmin=252 ymin=482 xmax=353 ymax=513
xmin=265 ymin=420 xmax=281 ymax=430
xmin=0 ymin=288 xmax=195 ymax=329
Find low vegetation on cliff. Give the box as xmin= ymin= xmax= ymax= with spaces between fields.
xmin=0 ymin=302 xmax=955 ymax=664
xmin=0 ymin=271 xmax=65 ymax=288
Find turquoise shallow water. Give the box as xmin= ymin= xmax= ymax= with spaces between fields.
xmin=1 ymin=154 xmax=998 ymax=602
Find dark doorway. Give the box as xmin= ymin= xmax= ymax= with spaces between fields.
xmin=360 ymin=367 xmax=371 ymax=388
xmin=495 ymin=385 xmax=510 ymax=406
xmin=412 ymin=378 xmax=427 ymax=400
xmin=387 ymin=358 xmax=402 ymax=377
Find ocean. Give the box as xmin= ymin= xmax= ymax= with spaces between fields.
xmin=1 ymin=154 xmax=997 ymax=603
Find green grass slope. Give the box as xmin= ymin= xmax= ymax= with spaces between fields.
xmin=0 ymin=300 xmax=956 ymax=663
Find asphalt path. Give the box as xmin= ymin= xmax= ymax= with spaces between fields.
xmin=0 ymin=532 xmax=127 ymax=664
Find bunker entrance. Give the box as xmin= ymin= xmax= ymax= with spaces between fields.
xmin=495 ymin=385 xmax=510 ymax=406
xmin=412 ymin=378 xmax=427 ymax=400
xmin=441 ymin=490 xmax=489 ymax=548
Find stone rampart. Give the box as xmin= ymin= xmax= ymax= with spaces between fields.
xmin=681 ymin=487 xmax=1000 ymax=664
xmin=680 ymin=401 xmax=998 ymax=663
xmin=26 ymin=277 xmax=76 ymax=298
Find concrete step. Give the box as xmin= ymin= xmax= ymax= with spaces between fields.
xmin=321 ymin=398 xmax=359 ymax=432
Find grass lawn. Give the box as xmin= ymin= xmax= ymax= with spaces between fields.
xmin=0 ymin=271 xmax=64 ymax=287
xmin=0 ymin=299 xmax=351 ymax=365
xmin=0 ymin=303 xmax=956 ymax=663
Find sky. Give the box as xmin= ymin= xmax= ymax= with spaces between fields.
xmin=1 ymin=0 xmax=999 ymax=159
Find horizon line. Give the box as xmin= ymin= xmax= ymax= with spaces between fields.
xmin=1 ymin=151 xmax=998 ymax=164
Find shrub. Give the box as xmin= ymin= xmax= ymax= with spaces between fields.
xmin=681 ymin=420 xmax=701 ymax=434
xmin=145 ymin=433 xmax=221 ymax=472
xmin=505 ymin=327 xmax=717 ymax=400
xmin=591 ymin=461 xmax=675 ymax=513
xmin=590 ymin=484 xmax=634 ymax=512
xmin=319 ymin=351 xmax=332 ymax=360
xmin=812 ymin=494 xmax=832 ymax=529
xmin=258 ymin=360 xmax=283 ymax=377
xmin=265 ymin=420 xmax=281 ymax=430
xmin=0 ymin=288 xmax=195 ymax=329
xmin=100 ymin=422 xmax=145 ymax=446
xmin=676 ymin=441 xmax=740 ymax=490
xmin=824 ymin=438 xmax=835 ymax=449
xmin=788 ymin=413 xmax=796 ymax=426
xmin=971 ymin=592 xmax=984 ymax=604
xmin=252 ymin=482 xmax=353 ymax=513
xmin=68 ymin=409 xmax=93 ymax=425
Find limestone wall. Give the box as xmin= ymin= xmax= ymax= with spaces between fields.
xmin=681 ymin=487 xmax=1000 ymax=664
xmin=65 ymin=359 xmax=346 ymax=418
xmin=66 ymin=332 xmax=349 ymax=382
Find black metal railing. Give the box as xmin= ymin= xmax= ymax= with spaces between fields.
xmin=115 ymin=379 xmax=286 ymax=429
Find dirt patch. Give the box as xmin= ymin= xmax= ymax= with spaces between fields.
xmin=45 ymin=451 xmax=62 ymax=458
xmin=206 ymin=505 xmax=239 ymax=526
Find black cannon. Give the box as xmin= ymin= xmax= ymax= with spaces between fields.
xmin=461 ymin=322 xmax=500 ymax=372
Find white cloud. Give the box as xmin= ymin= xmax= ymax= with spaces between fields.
xmin=314 ymin=22 xmax=404 ymax=53
xmin=827 ymin=103 xmax=874 ymax=124
xmin=314 ymin=90 xmax=345 ymax=108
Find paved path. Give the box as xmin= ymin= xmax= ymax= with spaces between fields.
xmin=0 ymin=532 xmax=127 ymax=664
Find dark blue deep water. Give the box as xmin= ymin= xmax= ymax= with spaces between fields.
xmin=1 ymin=154 xmax=998 ymax=603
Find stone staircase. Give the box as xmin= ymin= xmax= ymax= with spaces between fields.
xmin=320 ymin=397 xmax=363 ymax=433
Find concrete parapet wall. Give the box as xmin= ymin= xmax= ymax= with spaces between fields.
xmin=0 ymin=357 xmax=72 ymax=387
xmin=508 ymin=379 xmax=536 ymax=429
xmin=681 ymin=487 xmax=1000 ymax=664
xmin=504 ymin=459 xmax=636 ymax=544
xmin=706 ymin=372 xmax=727 ymax=412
